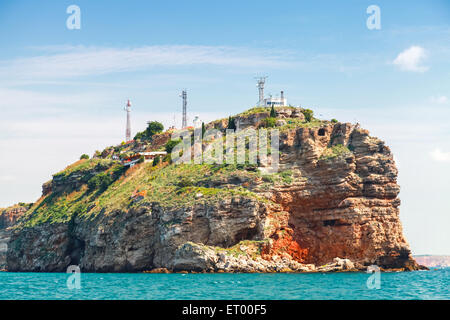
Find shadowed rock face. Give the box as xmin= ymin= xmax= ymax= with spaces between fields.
xmin=6 ymin=108 xmax=423 ymax=272
xmin=7 ymin=198 xmax=266 ymax=272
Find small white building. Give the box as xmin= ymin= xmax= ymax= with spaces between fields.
xmin=193 ymin=115 xmax=202 ymax=128
xmin=263 ymin=91 xmax=287 ymax=107
xmin=139 ymin=151 xmax=167 ymax=163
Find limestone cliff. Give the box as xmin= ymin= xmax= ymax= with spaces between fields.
xmin=0 ymin=204 xmax=30 ymax=269
xmin=5 ymin=107 xmax=424 ymax=272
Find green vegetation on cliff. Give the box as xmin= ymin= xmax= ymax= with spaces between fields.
xmin=19 ymin=160 xmax=266 ymax=227
xmin=320 ymin=144 xmax=352 ymax=160
xmin=92 ymin=162 xmax=266 ymax=215
xmin=53 ymin=159 xmax=116 ymax=179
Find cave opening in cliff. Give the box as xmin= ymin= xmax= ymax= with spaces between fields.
xmin=67 ymin=238 xmax=85 ymax=265
xmin=234 ymin=227 xmax=259 ymax=245
xmin=323 ymin=220 xmax=336 ymax=226
xmin=318 ymin=128 xmax=326 ymax=136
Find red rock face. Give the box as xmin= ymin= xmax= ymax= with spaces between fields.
xmin=261 ymin=228 xmax=309 ymax=262
xmin=0 ymin=205 xmax=28 ymax=229
xmin=263 ymin=123 xmax=420 ymax=269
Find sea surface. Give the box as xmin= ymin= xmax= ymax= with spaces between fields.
xmin=0 ymin=268 xmax=448 ymax=300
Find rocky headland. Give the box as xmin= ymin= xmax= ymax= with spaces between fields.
xmin=4 ymin=106 xmax=426 ymax=273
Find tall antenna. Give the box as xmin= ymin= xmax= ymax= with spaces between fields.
xmin=124 ymin=99 xmax=131 ymax=141
xmin=255 ymin=76 xmax=267 ymax=106
xmin=180 ymin=90 xmax=187 ymax=128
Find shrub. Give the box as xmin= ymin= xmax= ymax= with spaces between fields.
xmin=111 ymin=165 xmax=126 ymax=180
xmin=227 ymin=116 xmax=236 ymax=130
xmin=152 ymin=156 xmax=160 ymax=167
xmin=178 ymin=177 xmax=195 ymax=188
xmin=163 ymin=154 xmax=172 ymax=163
xmin=331 ymin=119 xmax=338 ymax=123
xmin=302 ymin=109 xmax=314 ymax=122
xmin=270 ymin=105 xmax=277 ymax=118
xmin=87 ymin=174 xmax=101 ymax=190
xmin=262 ymin=117 xmax=276 ymax=128
xmin=100 ymin=174 xmax=113 ymax=190
xmin=279 ymin=170 xmax=293 ymax=184
xmin=244 ymin=164 xmax=258 ymax=172
xmin=87 ymin=173 xmax=113 ymax=192
xmin=202 ymin=122 xmax=206 ymax=138
xmin=134 ymin=121 xmax=164 ymax=141
xmin=165 ymin=138 xmax=182 ymax=154
xmin=262 ymin=175 xmax=275 ymax=183
xmin=134 ymin=132 xmax=144 ymax=141
xmin=80 ymin=154 xmax=89 ymax=160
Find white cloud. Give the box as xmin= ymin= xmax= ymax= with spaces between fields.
xmin=0 ymin=111 xmax=225 ymax=140
xmin=393 ymin=46 xmax=429 ymax=72
xmin=430 ymin=148 xmax=450 ymax=163
xmin=430 ymin=95 xmax=449 ymax=105
xmin=0 ymin=175 xmax=15 ymax=182
xmin=0 ymin=45 xmax=290 ymax=81
xmin=0 ymin=88 xmax=112 ymax=114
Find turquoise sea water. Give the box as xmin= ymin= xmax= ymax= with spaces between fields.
xmin=0 ymin=268 xmax=448 ymax=300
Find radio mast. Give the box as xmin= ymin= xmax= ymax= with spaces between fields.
xmin=124 ymin=99 xmax=131 ymax=141
xmin=180 ymin=90 xmax=187 ymax=128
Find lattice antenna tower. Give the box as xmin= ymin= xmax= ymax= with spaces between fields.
xmin=179 ymin=90 xmax=187 ymax=128
xmin=255 ymin=76 xmax=267 ymax=106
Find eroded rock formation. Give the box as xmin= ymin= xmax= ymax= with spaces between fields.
xmin=268 ymin=123 xmax=418 ymax=269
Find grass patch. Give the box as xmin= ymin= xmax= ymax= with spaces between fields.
xmin=53 ymin=159 xmax=116 ymax=179
xmin=87 ymin=163 xmax=267 ymax=216
xmin=320 ymin=144 xmax=352 ymax=160
xmin=262 ymin=175 xmax=276 ymax=183
xmin=278 ymin=118 xmax=324 ymax=131
xmin=278 ymin=170 xmax=293 ymax=184
xmin=237 ymin=106 xmax=271 ymax=116
xmin=214 ymin=239 xmax=269 ymax=259
xmin=21 ymin=187 xmax=91 ymax=227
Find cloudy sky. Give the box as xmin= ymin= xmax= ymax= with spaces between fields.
xmin=0 ymin=0 xmax=449 ymax=255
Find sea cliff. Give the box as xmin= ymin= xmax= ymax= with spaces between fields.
xmin=5 ymin=107 xmax=425 ymax=273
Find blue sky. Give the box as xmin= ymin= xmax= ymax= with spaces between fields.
xmin=0 ymin=0 xmax=449 ymax=254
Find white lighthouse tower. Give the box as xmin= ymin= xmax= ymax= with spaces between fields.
xmin=124 ymin=99 xmax=132 ymax=142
